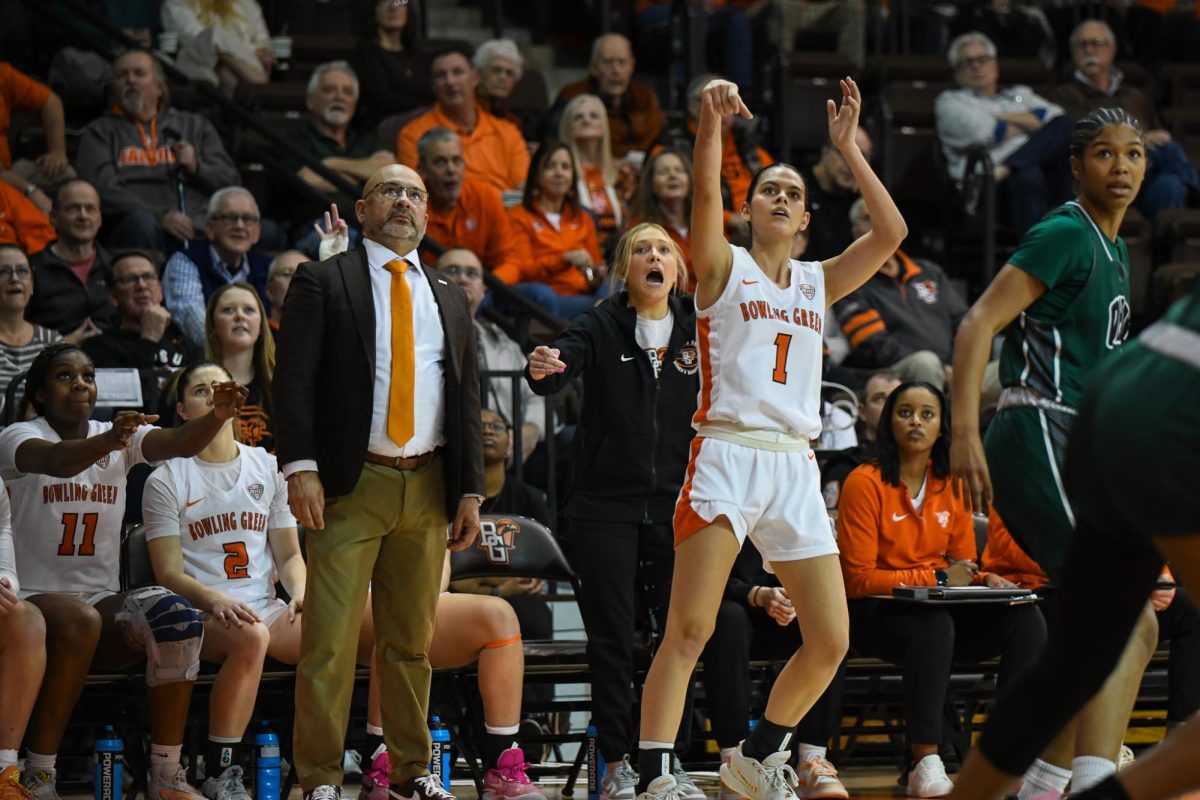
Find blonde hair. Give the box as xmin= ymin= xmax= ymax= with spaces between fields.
xmin=204 ymin=282 xmax=276 ymax=413
xmin=559 ymin=94 xmax=617 ymax=187
xmin=609 ymin=222 xmax=689 ymax=294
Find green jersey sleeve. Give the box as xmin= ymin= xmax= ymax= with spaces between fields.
xmin=1008 ymin=213 xmax=1092 ymax=322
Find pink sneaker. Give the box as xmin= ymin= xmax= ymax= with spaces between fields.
xmin=359 ymin=745 xmax=391 ymax=800
xmin=482 ymin=748 xmax=545 ymax=800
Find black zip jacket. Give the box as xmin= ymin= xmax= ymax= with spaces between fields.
xmin=526 ymin=292 xmax=699 ymax=523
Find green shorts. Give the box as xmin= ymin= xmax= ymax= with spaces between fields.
xmin=1066 ymin=344 xmax=1200 ymax=542
xmin=984 ymin=405 xmax=1078 ymax=580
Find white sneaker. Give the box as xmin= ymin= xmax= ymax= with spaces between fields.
xmin=636 ymin=775 xmax=684 ymax=800
xmin=907 ymin=755 xmax=954 ymax=798
xmin=601 ymin=756 xmax=639 ymax=800
xmin=794 ymin=756 xmax=847 ymax=800
xmin=719 ymin=746 xmax=798 ymax=800
xmin=149 ymin=765 xmax=207 ymax=800
xmin=1117 ymin=745 xmax=1135 ymax=771
xmin=19 ymin=768 xmax=59 ymax=800
xmin=671 ymin=757 xmax=706 ymax=800
xmin=201 ymin=766 xmax=250 ymax=800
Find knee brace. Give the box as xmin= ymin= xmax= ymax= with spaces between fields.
xmin=117 ymin=587 xmax=204 ymax=686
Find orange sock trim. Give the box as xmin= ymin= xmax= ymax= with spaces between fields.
xmin=483 ymin=634 xmax=522 ymax=650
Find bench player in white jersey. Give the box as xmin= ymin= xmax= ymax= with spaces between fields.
xmin=143 ymin=361 xmax=315 ymax=800
xmin=0 ymin=343 xmax=246 ymax=800
xmin=0 ymin=483 xmax=47 ymax=800
xmin=146 ymin=364 xmax=545 ymax=800
xmin=632 ymin=78 xmax=907 ymax=800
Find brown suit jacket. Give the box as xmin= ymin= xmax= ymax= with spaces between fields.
xmin=273 ymin=243 xmax=485 ymax=517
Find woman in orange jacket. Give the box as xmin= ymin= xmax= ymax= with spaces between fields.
xmin=507 ymin=140 xmax=604 ymax=320
xmin=836 ymin=381 xmax=1045 ymax=797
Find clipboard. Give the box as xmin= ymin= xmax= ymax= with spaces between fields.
xmin=889 ymin=586 xmax=1038 ymax=603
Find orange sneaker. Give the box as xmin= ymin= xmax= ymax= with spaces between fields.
xmin=0 ymin=767 xmax=34 ymax=800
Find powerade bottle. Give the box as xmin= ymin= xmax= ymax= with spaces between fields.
xmin=94 ymin=725 xmax=124 ymax=800
xmin=586 ymin=721 xmax=604 ymax=800
xmin=429 ymin=716 xmax=452 ymax=787
xmin=255 ymin=723 xmax=281 ymax=800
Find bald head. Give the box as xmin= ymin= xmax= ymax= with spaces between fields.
xmin=358 ymin=165 xmax=428 ymax=252
xmin=590 ymin=34 xmax=634 ymax=98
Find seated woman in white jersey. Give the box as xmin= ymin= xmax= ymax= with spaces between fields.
xmin=0 ymin=481 xmax=47 ymax=796
xmin=629 ymin=78 xmax=908 ymax=800
xmin=145 ymin=362 xmax=545 ymax=800
xmin=0 ymin=342 xmax=246 ymax=800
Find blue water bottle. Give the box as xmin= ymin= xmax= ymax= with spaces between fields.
xmin=255 ymin=723 xmax=281 ymax=800
xmin=586 ymin=721 xmax=605 ymax=800
xmin=94 ymin=725 xmax=124 ymax=800
xmin=429 ymin=716 xmax=452 ymax=787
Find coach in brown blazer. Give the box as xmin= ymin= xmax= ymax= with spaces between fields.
xmin=274 ymin=164 xmax=485 ymax=800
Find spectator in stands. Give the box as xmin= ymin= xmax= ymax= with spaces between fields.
xmin=949 ymin=0 xmax=1056 ymax=63
xmin=525 ymin=223 xmax=702 ymax=800
xmin=982 ymin=512 xmax=1200 ymax=735
xmin=653 ymin=74 xmax=774 ymax=244
xmin=836 ymin=381 xmax=1046 ymax=796
xmin=507 ymin=140 xmax=604 ymax=320
xmin=0 ymin=181 xmax=55 ymax=257
xmin=0 ymin=62 xmax=71 ymax=211
xmin=635 ymin=0 xmax=754 ymax=90
xmin=83 ymin=250 xmax=198 ymax=375
xmin=559 ymin=94 xmax=623 ymax=240
xmin=0 ymin=244 xmax=61 ymax=411
xmin=283 ymin=61 xmax=396 ymax=248
xmin=777 ymin=0 xmax=867 ymax=68
xmin=800 ymin=129 xmax=874 ymax=261
xmin=352 ymin=0 xmax=434 ymax=127
xmin=396 ymin=46 xmax=530 ymax=193
xmin=629 ymin=147 xmax=693 ymax=292
xmin=27 ymin=179 xmax=117 ymax=337
xmin=416 ymin=128 xmax=523 ymax=280
xmin=204 ymin=282 xmax=274 ymax=452
xmin=437 ymin=248 xmax=544 ymax=461
xmin=161 ymin=0 xmax=274 ymax=94
xmin=162 ymin=187 xmax=273 ymax=352
xmin=77 ymin=49 xmax=241 ymax=253
xmin=551 ymin=34 xmax=664 ymax=159
xmin=701 ymin=539 xmax=850 ymax=798
xmin=264 ymin=250 xmax=306 ymax=333
xmin=1048 ymin=19 xmax=1196 ymax=219
xmin=935 ymin=32 xmax=1073 ymax=236
xmin=834 ymin=198 xmax=967 ymax=390
xmin=474 ymin=38 xmax=525 ymax=127
xmin=820 ymin=369 xmax=903 ymax=511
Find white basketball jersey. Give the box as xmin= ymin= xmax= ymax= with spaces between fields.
xmin=694 ymin=245 xmax=827 ymax=439
xmin=142 ymin=443 xmax=295 ymax=607
xmin=0 ymin=419 xmax=153 ymax=594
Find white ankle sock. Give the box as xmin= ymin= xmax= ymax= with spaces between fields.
xmin=1017 ymin=759 xmax=1071 ymax=799
xmin=795 ymin=744 xmax=826 ymax=763
xmin=24 ymin=753 xmax=55 ymax=772
xmin=365 ymin=724 xmax=383 ymax=737
xmin=1070 ymin=756 xmax=1116 ymax=792
xmin=150 ymin=744 xmax=183 ymax=772
xmin=0 ymin=750 xmax=18 ymax=770
xmin=485 ymin=724 xmax=520 ymax=737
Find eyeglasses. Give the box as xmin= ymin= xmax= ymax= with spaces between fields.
xmin=113 ymin=272 xmax=159 ymax=287
xmin=1074 ymin=37 xmax=1113 ymax=49
xmin=368 ymin=182 xmax=428 ymax=206
xmin=956 ymin=54 xmax=995 ymax=69
xmin=210 ymin=213 xmax=261 ymax=226
xmin=0 ymin=266 xmax=31 ymax=281
xmin=481 ymin=421 xmax=509 ymax=435
xmin=440 ymin=264 xmax=483 ymax=279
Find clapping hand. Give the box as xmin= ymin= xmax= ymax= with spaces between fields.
xmin=756 ymin=586 xmax=796 ymax=626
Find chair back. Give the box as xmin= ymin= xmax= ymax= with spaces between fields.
xmin=450 ymin=514 xmax=575 ymax=587
xmin=122 ymin=524 xmax=155 ymax=590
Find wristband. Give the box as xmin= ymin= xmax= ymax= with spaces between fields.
xmin=751 ymin=586 xmax=761 ymax=607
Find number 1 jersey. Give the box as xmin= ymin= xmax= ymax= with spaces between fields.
xmin=0 ymin=418 xmax=153 ymax=595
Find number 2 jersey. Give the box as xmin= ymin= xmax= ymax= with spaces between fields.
xmin=694 ymin=244 xmax=827 ymax=440
xmin=142 ymin=443 xmax=295 ymax=607
xmin=0 ymin=418 xmax=154 ymax=595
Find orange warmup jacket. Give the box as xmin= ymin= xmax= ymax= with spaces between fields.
xmin=836 ymin=462 xmax=981 ymax=598
xmin=506 ymin=203 xmax=601 ymax=296
xmin=396 ymin=102 xmax=530 ymax=192
xmin=422 ymin=178 xmax=523 ymax=282
xmin=0 ymin=181 xmax=54 ymax=254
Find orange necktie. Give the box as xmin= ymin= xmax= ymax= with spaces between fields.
xmin=384 ymin=258 xmax=415 ymax=446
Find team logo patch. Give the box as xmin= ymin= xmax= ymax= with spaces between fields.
xmin=935 ymin=511 xmax=950 ymax=529
xmin=95 ymin=454 xmax=111 ymax=469
xmin=478 ymin=518 xmax=520 ymax=564
xmin=247 ymin=483 xmax=264 ymax=501
xmin=913 ymin=280 xmax=939 ymax=304
xmin=799 ymin=284 xmax=817 ymax=300
xmin=674 ymin=341 xmax=700 ymax=375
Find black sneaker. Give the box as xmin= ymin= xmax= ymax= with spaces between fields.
xmin=304 ymin=785 xmax=341 ymax=800
xmin=389 ymin=775 xmax=454 ymax=800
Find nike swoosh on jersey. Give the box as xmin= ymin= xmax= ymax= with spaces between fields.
xmin=620 ymin=354 xmax=635 ymax=362
xmin=891 ymin=512 xmax=908 ymax=521
xmin=186 ymin=497 xmax=206 ymax=508
xmin=741 ymin=278 xmax=759 ymax=285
